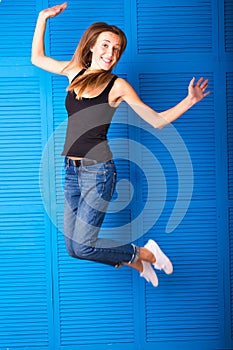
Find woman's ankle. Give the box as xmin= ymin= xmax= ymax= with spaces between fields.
xmin=124 ymin=260 xmax=143 ymax=272
xmin=139 ymin=247 xmax=156 ymax=264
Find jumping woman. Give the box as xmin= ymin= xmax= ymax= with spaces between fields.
xmin=31 ymin=2 xmax=210 ymax=287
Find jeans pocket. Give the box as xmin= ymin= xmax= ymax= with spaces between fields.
xmin=100 ymin=167 xmax=117 ymax=202
xmin=79 ymin=161 xmax=116 ymax=203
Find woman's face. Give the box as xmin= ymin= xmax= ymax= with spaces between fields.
xmin=90 ymin=31 xmax=121 ymax=71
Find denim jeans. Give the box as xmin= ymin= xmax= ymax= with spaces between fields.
xmin=63 ymin=157 xmax=139 ymax=267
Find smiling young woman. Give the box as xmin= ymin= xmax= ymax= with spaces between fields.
xmin=31 ymin=2 xmax=210 ymax=287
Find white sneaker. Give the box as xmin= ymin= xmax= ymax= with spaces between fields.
xmin=140 ymin=261 xmax=159 ymax=287
xmin=145 ymin=239 xmax=173 ymax=275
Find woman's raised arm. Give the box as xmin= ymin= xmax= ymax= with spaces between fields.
xmin=31 ymin=2 xmax=70 ymax=75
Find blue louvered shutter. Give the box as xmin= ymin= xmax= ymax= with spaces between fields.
xmin=138 ymin=72 xmax=220 ymax=344
xmin=0 ymin=1 xmax=37 ymax=61
xmin=49 ymin=71 xmax=136 ymax=349
xmin=0 ymin=1 xmax=54 ymax=347
xmin=139 ymin=73 xmax=216 ymax=202
xmin=136 ymin=0 xmax=213 ymax=54
xmin=135 ymin=0 xmax=226 ymax=348
xmin=32 ymin=0 xmax=233 ymax=349
xmin=230 ymin=208 xmax=233 ymax=341
xmin=225 ymin=0 xmax=233 ymax=52
xmin=227 ymin=73 xmax=233 ymax=343
xmin=47 ymin=1 xmax=136 ymax=347
xmin=226 ymin=0 xmax=233 ymax=344
xmin=0 ymin=0 xmax=232 ymax=349
xmin=0 ymin=76 xmax=53 ymax=346
xmin=227 ymin=73 xmax=233 ymax=200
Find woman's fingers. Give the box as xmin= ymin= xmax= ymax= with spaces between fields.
xmin=200 ymin=79 xmax=209 ymax=89
xmin=189 ymin=77 xmax=195 ymax=88
xmin=41 ymin=2 xmax=68 ymax=19
xmin=196 ymin=77 xmax=204 ymax=87
xmin=56 ymin=2 xmax=68 ymax=12
xmin=190 ymin=77 xmax=209 ymax=91
xmin=203 ymin=90 xmax=211 ymax=97
xmin=52 ymin=2 xmax=67 ymax=14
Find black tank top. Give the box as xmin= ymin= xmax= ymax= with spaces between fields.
xmin=62 ymin=69 xmax=118 ymax=162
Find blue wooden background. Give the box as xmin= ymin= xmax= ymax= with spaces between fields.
xmin=0 ymin=0 xmax=232 ymax=349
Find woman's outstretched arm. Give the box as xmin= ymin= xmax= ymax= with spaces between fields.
xmin=114 ymin=77 xmax=210 ymax=129
xmin=31 ymin=2 xmax=70 ymax=75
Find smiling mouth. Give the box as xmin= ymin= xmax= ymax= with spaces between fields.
xmin=101 ymin=57 xmax=112 ymax=64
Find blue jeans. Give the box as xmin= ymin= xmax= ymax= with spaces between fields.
xmin=63 ymin=158 xmax=139 ymax=267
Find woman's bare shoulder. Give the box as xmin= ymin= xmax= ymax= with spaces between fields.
xmin=112 ymin=77 xmax=129 ymax=92
xmin=112 ymin=77 xmax=136 ymax=96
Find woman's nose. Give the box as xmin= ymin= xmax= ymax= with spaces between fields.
xmin=107 ymin=47 xmax=113 ymax=57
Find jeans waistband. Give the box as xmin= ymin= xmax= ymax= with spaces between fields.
xmin=65 ymin=157 xmax=98 ymax=167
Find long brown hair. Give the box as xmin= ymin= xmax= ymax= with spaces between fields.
xmin=63 ymin=22 xmax=127 ymax=99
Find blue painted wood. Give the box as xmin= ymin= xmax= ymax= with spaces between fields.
xmin=0 ymin=74 xmax=54 ymax=346
xmin=0 ymin=0 xmax=232 ymax=349
xmin=227 ymin=73 xmax=233 ymax=200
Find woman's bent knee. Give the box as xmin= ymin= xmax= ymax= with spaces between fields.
xmin=64 ymin=236 xmax=94 ymax=260
xmin=72 ymin=241 xmax=94 ymax=260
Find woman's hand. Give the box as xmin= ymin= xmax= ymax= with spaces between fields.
xmin=31 ymin=2 xmax=70 ymax=74
xmin=188 ymin=77 xmax=211 ymax=104
xmin=39 ymin=2 xmax=68 ymax=21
